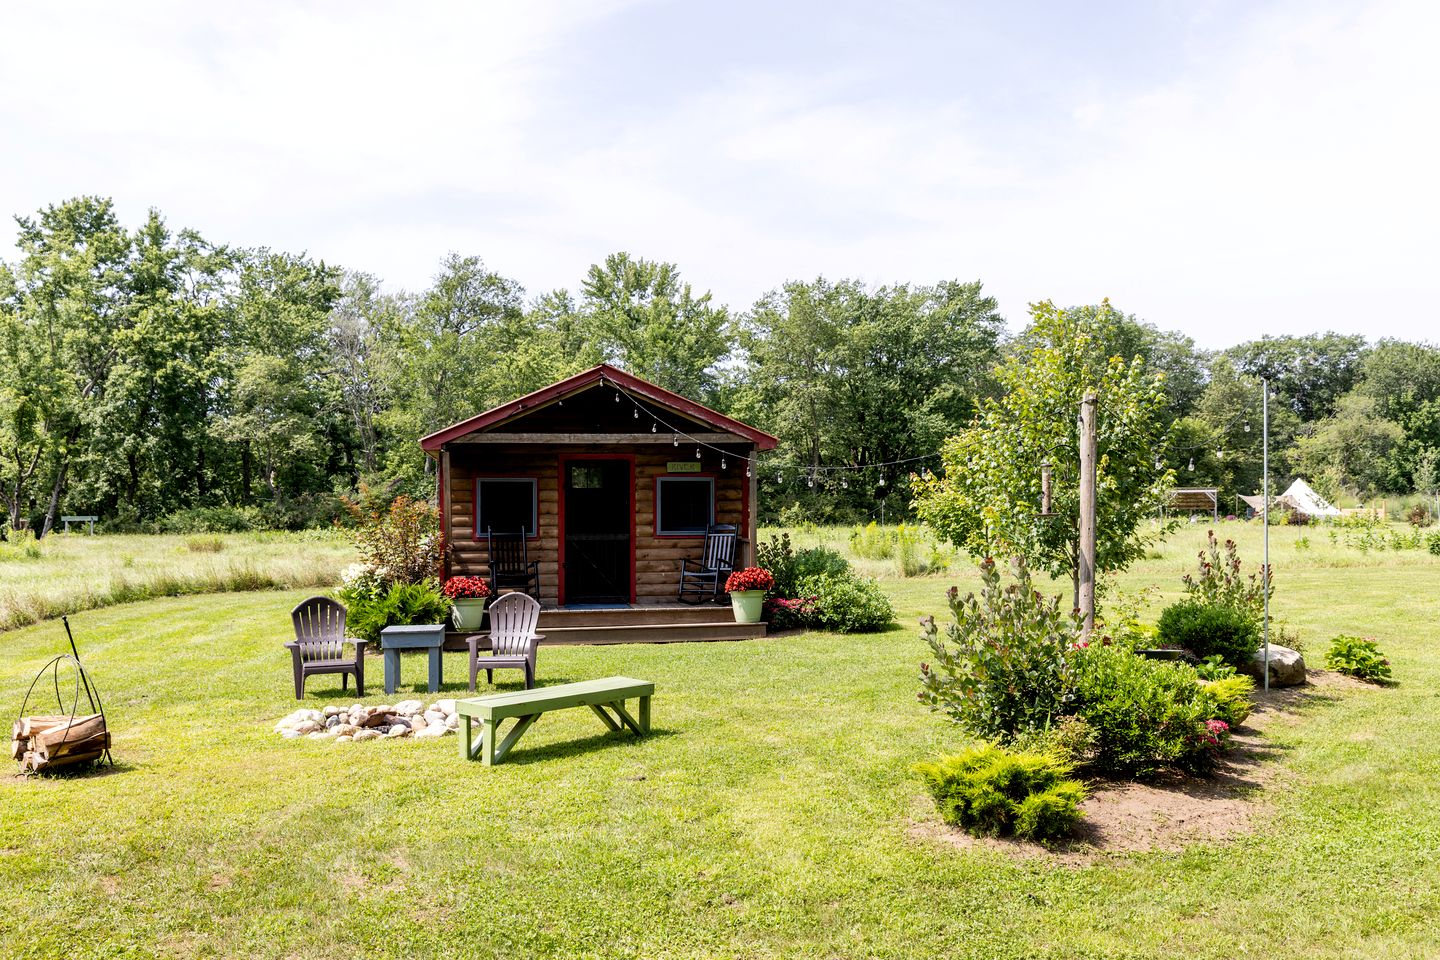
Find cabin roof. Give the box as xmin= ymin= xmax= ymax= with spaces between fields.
xmin=419 ymin=363 xmax=779 ymax=452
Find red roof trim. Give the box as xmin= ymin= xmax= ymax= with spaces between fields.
xmin=419 ymin=363 xmax=779 ymax=452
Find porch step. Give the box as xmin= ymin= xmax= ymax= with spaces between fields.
xmin=537 ymin=605 xmax=730 ymax=627
xmin=443 ymin=618 xmax=765 ymax=649
xmin=540 ymin=620 xmax=767 ymax=645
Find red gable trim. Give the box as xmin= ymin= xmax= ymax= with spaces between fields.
xmin=419 ymin=363 xmax=779 ymax=452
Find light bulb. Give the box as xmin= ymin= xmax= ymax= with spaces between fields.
xmin=1155 ymin=459 xmax=1163 ymax=470
xmin=1243 ymin=422 xmax=1251 ymax=433
xmin=633 ymin=408 xmax=638 ymax=419
xmin=1215 ymin=449 xmax=1224 ymax=460
xmin=1188 ymin=456 xmax=1195 ymax=471
xmin=614 ymin=391 xmax=619 ymax=402
xmin=746 ymin=465 xmax=751 ymax=477
xmin=695 ymin=447 xmax=701 ymax=459
xmin=879 ymin=477 xmax=886 ymax=486
xmin=673 ymin=434 xmax=679 ymax=447
xmin=651 ymin=422 xmax=656 ymax=433
xmin=721 ymin=458 xmax=727 ymax=470
xmin=808 ymin=477 xmax=815 ymax=488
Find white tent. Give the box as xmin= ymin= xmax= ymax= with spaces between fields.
xmin=1282 ymin=478 xmax=1340 ymax=517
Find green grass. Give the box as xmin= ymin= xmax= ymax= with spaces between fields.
xmin=2 ymin=523 xmax=1439 ymax=958
xmin=0 ymin=530 xmax=354 ymax=632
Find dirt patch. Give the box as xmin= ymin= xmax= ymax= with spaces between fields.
xmin=912 ymin=669 xmax=1354 ymax=864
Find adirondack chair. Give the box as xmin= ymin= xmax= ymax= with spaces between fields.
xmin=286 ymin=596 xmax=366 ymax=699
xmin=467 ymin=592 xmax=543 ymax=691
xmin=485 ymin=527 xmax=541 ymax=600
xmin=677 ymin=524 xmax=738 ymax=604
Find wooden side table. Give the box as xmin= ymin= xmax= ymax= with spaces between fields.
xmin=380 ymin=624 xmax=446 ymax=695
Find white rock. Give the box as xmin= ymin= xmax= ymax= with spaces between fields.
xmin=414 ymin=725 xmax=442 ymax=738
xmin=279 ymin=728 xmax=303 ymax=739
xmin=323 ymin=705 xmax=345 ymax=718
xmin=375 ymin=705 xmax=394 ymax=716
xmin=444 ymin=715 xmax=459 ymax=730
xmin=423 ymin=710 xmax=446 ymax=726
xmin=331 ymin=723 xmax=359 ymax=738
xmin=334 ymin=735 xmax=353 ymax=743
xmin=409 ymin=715 xmax=428 ymax=731
xmin=306 ymin=731 xmax=330 ymax=740
xmin=436 ymin=699 xmax=457 ymax=716
xmin=394 ymin=700 xmax=424 ymax=716
xmin=385 ymin=726 xmax=408 ymax=738
xmin=293 ymin=720 xmax=323 ymax=735
xmin=353 ymin=729 xmax=381 ymax=742
xmin=1244 ymin=644 xmax=1307 ymax=687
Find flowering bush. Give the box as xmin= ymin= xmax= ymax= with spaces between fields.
xmin=919 ymin=557 xmax=1080 ymax=741
xmin=342 ymin=494 xmax=445 ymax=587
xmin=799 ymin=571 xmax=894 ymax=632
xmin=764 ymin=595 xmax=818 ymax=630
xmin=1182 ymin=529 xmax=1271 ymax=619
xmin=442 ymin=576 xmax=491 ymax=601
xmin=725 ymin=567 xmax=775 ymax=593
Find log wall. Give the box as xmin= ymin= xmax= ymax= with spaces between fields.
xmin=445 ymin=443 xmax=754 ymax=605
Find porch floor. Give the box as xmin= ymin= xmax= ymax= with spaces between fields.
xmin=444 ymin=599 xmax=766 ymax=648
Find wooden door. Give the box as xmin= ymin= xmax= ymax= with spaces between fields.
xmin=560 ymin=458 xmax=633 ymax=604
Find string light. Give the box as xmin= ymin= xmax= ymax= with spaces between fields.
xmin=1244 ymin=422 xmax=1251 ymax=433
xmin=673 ymin=434 xmax=679 ymax=447
xmin=1215 ymin=449 xmax=1224 ymax=460
xmin=721 ymin=458 xmax=728 ymax=470
xmin=651 ymin=422 xmax=656 ymax=433
xmin=695 ymin=447 xmax=701 ymax=459
xmin=745 ymin=464 xmax=751 ymax=477
xmin=633 ymin=408 xmax=639 ymax=419
xmin=1187 ymin=456 xmax=1195 ymax=472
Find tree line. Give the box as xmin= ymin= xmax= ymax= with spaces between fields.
xmin=2 ymin=196 xmax=1437 ymax=536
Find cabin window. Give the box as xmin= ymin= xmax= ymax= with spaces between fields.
xmin=656 ymin=477 xmax=714 ymax=536
xmin=475 ymin=478 xmax=538 ymax=537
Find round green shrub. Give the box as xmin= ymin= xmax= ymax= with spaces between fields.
xmin=340 ymin=578 xmax=449 ymax=643
xmin=797 ymin=571 xmax=894 ymax=632
xmin=1071 ymin=646 xmax=1216 ymax=778
xmin=913 ymin=744 xmax=1085 ymax=843
xmin=1156 ymin=600 xmax=1259 ymax=668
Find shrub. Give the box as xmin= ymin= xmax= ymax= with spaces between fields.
xmin=155 ymin=506 xmax=260 ymax=534
xmin=1009 ymin=715 xmax=1097 ymax=767
xmin=849 ymin=522 xmax=893 ymax=560
xmin=913 ymin=744 xmax=1085 ymax=842
xmin=763 ymin=595 xmax=817 ymax=630
xmin=755 ymin=534 xmax=849 ymax=597
xmin=1071 ymin=646 xmax=1217 ymax=778
xmin=1156 ymin=600 xmax=1259 ymax=668
xmin=919 ymin=557 xmax=1079 ymax=741
xmin=341 ymin=578 xmax=450 ymax=644
xmin=343 ymin=494 xmax=444 ymax=587
xmin=1325 ymin=635 xmax=1393 ymax=683
xmin=798 ymin=571 xmax=893 ymax=632
xmin=1407 ymin=503 xmax=1432 ymax=528
xmin=1182 ymin=529 xmax=1271 ymax=619
xmin=1201 ymin=675 xmax=1254 ymax=727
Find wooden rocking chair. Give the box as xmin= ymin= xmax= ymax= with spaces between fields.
xmin=677 ymin=524 xmax=738 ymax=604
xmin=286 ymin=596 xmax=366 ymax=699
xmin=467 ymin=592 xmax=544 ymax=691
xmin=485 ymin=527 xmax=541 ymax=600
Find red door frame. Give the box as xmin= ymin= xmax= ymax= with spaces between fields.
xmin=556 ymin=453 xmax=637 ymax=606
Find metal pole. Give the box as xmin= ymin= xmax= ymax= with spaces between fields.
xmin=1078 ymin=391 xmax=1098 ymax=637
xmin=1262 ymin=379 xmax=1270 ymax=693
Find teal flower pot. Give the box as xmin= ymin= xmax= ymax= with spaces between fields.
xmin=451 ymin=598 xmax=488 ymax=632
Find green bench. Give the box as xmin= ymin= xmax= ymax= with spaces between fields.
xmin=457 ymin=676 xmax=654 ymax=766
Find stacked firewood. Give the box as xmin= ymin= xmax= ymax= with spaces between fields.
xmin=11 ymin=714 xmax=109 ymax=773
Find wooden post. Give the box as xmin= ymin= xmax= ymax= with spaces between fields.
xmin=440 ymin=447 xmax=452 ymax=582
xmin=1078 ymin=391 xmax=1097 ymax=637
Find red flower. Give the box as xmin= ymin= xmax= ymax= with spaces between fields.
xmin=726 ymin=567 xmax=775 ymax=593
xmin=442 ymin=576 xmax=491 ymax=600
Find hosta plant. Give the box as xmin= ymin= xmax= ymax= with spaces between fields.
xmin=1325 ymin=635 xmax=1393 ymax=683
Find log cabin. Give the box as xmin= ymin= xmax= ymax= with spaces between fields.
xmin=420 ymin=364 xmax=779 ymax=644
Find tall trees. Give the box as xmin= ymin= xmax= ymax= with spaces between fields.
xmin=914 ymin=301 xmax=1173 ymax=603
xmin=736 ymin=278 xmax=1003 ymax=519
xmin=1226 ymin=333 xmax=1368 ymax=421
xmin=579 ymin=253 xmax=728 ymax=401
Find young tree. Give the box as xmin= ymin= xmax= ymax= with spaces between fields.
xmin=914 ymin=300 xmax=1174 ymax=605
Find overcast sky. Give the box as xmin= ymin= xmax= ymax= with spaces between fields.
xmin=2 ymin=0 xmax=1436 ymax=348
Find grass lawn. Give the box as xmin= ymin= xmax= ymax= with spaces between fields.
xmin=2 ymin=523 xmax=1439 ymax=958
xmin=0 ymin=530 xmax=353 ymax=632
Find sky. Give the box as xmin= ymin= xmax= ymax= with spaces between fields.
xmin=1 ymin=0 xmax=1436 ymax=348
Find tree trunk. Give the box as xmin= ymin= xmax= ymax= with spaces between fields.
xmin=38 ymin=456 xmax=70 ymax=540
xmin=240 ymin=442 xmax=253 ymax=504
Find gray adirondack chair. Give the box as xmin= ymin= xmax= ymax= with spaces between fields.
xmin=677 ymin=524 xmax=738 ymax=603
xmin=467 ymin=592 xmax=543 ymax=691
xmin=286 ymin=596 xmax=367 ymax=699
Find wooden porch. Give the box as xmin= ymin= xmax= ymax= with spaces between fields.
xmin=444 ymin=601 xmax=767 ymax=650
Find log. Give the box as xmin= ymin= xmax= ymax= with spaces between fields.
xmin=33 ymin=730 xmax=109 ymax=764
xmin=11 ymin=737 xmax=27 ymax=762
xmin=33 ymin=714 xmax=104 ymax=752
xmin=13 ymin=715 xmax=70 ymax=740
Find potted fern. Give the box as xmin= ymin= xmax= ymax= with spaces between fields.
xmin=725 ymin=567 xmax=774 ymax=624
xmin=442 ymin=576 xmax=491 ymax=631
